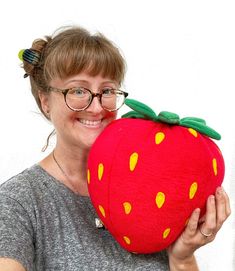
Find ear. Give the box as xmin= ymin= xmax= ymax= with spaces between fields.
xmin=38 ymin=91 xmax=50 ymax=115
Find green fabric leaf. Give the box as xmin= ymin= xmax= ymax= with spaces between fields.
xmin=180 ymin=119 xmax=221 ymax=140
xmin=157 ymin=111 xmax=180 ymax=124
xmin=121 ymin=111 xmax=146 ymax=119
xmin=122 ymin=98 xmax=221 ymax=140
xmin=180 ymin=117 xmax=206 ymax=125
xmin=124 ymin=99 xmax=157 ymax=119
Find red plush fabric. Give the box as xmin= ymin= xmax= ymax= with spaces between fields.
xmin=87 ymin=118 xmax=224 ymax=254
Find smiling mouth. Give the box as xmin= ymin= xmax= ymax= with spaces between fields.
xmin=79 ymin=119 xmax=103 ymax=127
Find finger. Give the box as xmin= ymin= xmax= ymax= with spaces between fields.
xmin=184 ymin=208 xmax=201 ymax=237
xmin=200 ymin=195 xmax=216 ymax=235
xmin=221 ymin=188 xmax=231 ymax=217
xmin=215 ymin=187 xmax=231 ymax=228
xmin=215 ymin=187 xmax=227 ymax=228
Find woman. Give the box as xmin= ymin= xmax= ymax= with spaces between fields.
xmin=0 ymin=26 xmax=230 ymax=270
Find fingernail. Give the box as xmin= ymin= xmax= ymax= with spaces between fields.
xmin=217 ymin=187 xmax=224 ymax=195
xmin=195 ymin=208 xmax=201 ymax=214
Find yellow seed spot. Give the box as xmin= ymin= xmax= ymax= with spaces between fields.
xmin=155 ymin=192 xmax=166 ymax=208
xmin=189 ymin=182 xmax=198 ymax=199
xmin=98 ymin=163 xmax=104 ymax=180
xmin=188 ymin=128 xmax=198 ymax=137
xmin=163 ymin=228 xmax=171 ymax=239
xmin=155 ymin=132 xmax=165 ymax=144
xmin=212 ymin=158 xmax=217 ymax=176
xmin=123 ymin=202 xmax=132 ymax=214
xmin=123 ymin=236 xmax=131 ymax=245
xmin=129 ymin=152 xmax=138 ymax=171
xmin=98 ymin=205 xmax=106 ymax=218
xmin=87 ymin=169 xmax=90 ymax=184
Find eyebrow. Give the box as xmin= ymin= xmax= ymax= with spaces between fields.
xmin=66 ymin=79 xmax=116 ymax=85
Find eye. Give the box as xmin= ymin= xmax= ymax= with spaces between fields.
xmin=102 ymin=88 xmax=115 ymax=96
xmin=69 ymin=87 xmax=87 ymax=97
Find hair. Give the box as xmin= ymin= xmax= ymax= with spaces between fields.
xmin=21 ymin=26 xmax=126 ymax=119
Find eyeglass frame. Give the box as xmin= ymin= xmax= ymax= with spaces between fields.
xmin=48 ymin=86 xmax=129 ymax=112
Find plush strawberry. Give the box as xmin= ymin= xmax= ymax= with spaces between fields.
xmin=87 ymin=99 xmax=224 ymax=254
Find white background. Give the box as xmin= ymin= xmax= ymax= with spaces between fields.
xmin=0 ymin=0 xmax=234 ymax=270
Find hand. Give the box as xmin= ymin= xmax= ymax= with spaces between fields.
xmin=167 ymin=187 xmax=231 ymax=269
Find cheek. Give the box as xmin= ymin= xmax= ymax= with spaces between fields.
xmin=50 ymin=104 xmax=72 ymax=128
xmin=107 ymin=111 xmax=117 ymax=122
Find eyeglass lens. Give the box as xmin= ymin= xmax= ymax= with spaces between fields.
xmin=65 ymin=88 xmax=126 ymax=111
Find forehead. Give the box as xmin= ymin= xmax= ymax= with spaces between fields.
xmin=50 ymin=72 xmax=118 ymax=89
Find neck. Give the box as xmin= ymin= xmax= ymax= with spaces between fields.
xmin=41 ymin=145 xmax=90 ymax=196
xmin=58 ymin=143 xmax=89 ymax=171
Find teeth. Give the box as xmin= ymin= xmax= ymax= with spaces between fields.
xmin=79 ymin=119 xmax=102 ymax=126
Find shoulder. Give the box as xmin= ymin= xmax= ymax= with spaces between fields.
xmin=0 ymin=164 xmax=51 ymax=227
xmin=0 ymin=164 xmax=45 ymax=202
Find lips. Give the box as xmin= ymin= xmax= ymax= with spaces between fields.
xmin=79 ymin=118 xmax=102 ymax=127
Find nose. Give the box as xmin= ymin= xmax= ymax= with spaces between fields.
xmin=86 ymin=96 xmax=103 ymax=113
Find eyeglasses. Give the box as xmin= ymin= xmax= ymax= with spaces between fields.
xmin=48 ymin=86 xmax=128 ymax=112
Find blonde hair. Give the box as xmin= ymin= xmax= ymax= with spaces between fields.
xmin=21 ymin=26 xmax=126 ymax=119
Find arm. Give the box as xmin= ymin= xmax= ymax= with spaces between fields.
xmin=167 ymin=186 xmax=231 ymax=271
xmin=168 ymin=255 xmax=198 ymax=271
xmin=0 ymin=192 xmax=35 ymax=271
xmin=0 ymin=258 xmax=26 ymax=271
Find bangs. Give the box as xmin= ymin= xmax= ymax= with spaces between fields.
xmin=44 ymin=33 xmax=125 ymax=84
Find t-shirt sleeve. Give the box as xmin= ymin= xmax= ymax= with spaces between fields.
xmin=0 ymin=193 xmax=35 ymax=271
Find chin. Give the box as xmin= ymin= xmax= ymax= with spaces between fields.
xmin=83 ymin=133 xmax=102 ymax=150
xmin=78 ymin=118 xmax=115 ymax=149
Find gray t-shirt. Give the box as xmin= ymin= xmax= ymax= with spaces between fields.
xmin=0 ymin=164 xmax=169 ymax=271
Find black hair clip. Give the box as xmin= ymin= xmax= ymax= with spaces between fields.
xmin=18 ymin=49 xmax=41 ymax=66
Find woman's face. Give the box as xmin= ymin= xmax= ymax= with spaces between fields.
xmin=40 ymin=72 xmax=118 ymax=150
